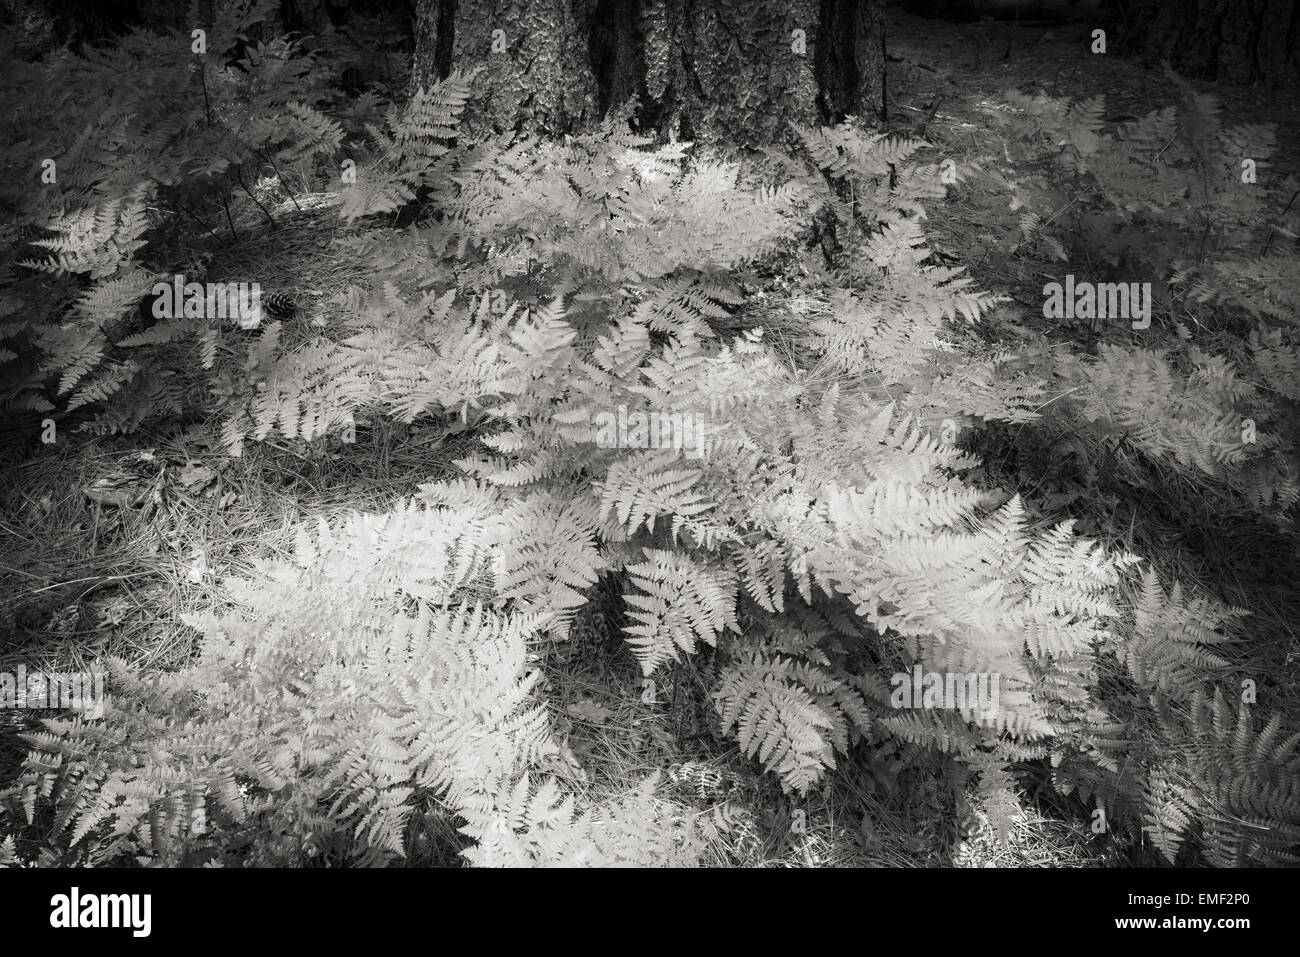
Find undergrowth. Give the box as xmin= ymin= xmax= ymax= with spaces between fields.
xmin=2 ymin=2 xmax=1297 ymax=868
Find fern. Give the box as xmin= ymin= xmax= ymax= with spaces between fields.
xmin=8 ymin=71 xmax=1295 ymax=870
xmin=338 ymin=70 xmax=476 ymax=221
xmin=622 ymin=548 xmax=739 ymax=675
xmin=715 ymin=646 xmax=840 ymax=796
xmin=2 ymin=494 xmax=699 ymax=866
xmin=1 ymin=6 xmax=348 ymax=432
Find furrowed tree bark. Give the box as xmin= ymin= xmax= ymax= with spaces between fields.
xmin=410 ymin=0 xmax=886 ymax=145
xmin=1119 ymin=0 xmax=1299 ymax=88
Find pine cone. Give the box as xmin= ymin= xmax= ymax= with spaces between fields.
xmin=262 ymin=291 xmax=297 ymax=320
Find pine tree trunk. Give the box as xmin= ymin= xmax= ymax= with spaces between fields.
xmin=410 ymin=0 xmax=885 ymax=145
xmin=10 ymin=0 xmax=143 ymax=46
xmin=1119 ymin=0 xmax=1299 ymax=87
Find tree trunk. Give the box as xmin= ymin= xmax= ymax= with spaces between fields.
xmin=410 ymin=0 xmax=886 ymax=146
xmin=1119 ymin=0 xmax=1299 ymax=87
xmin=4 ymin=0 xmax=143 ymax=48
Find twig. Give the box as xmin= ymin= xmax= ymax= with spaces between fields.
xmin=1260 ymin=188 xmax=1298 ymax=257
xmin=180 ymin=204 xmax=222 ymax=242
xmin=262 ymin=148 xmax=303 ymax=212
xmin=195 ymin=54 xmax=239 ymax=241
xmin=195 ymin=54 xmax=214 ymax=127
xmin=220 ymin=194 xmax=238 ymax=243
xmin=234 ymin=165 xmax=276 ymax=230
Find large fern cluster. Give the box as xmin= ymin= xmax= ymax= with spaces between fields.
xmin=8 ymin=53 xmax=1299 ymax=868
xmin=1 ymin=495 xmax=700 ymax=867
xmin=241 ymin=120 xmax=1121 ymax=813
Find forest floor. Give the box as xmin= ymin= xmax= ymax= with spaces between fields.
xmin=2 ymin=8 xmax=1296 ymax=866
